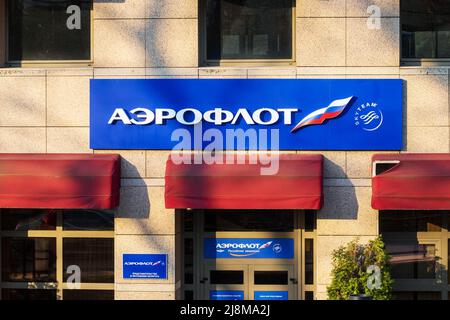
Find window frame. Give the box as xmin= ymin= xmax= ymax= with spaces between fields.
xmin=0 ymin=209 xmax=114 ymax=300
xmin=200 ymin=0 xmax=297 ymax=66
xmin=400 ymin=0 xmax=450 ymax=66
xmin=380 ymin=211 xmax=450 ymax=300
xmin=5 ymin=0 xmax=94 ymax=67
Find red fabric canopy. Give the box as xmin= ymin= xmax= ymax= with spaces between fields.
xmin=165 ymin=154 xmax=323 ymax=210
xmin=0 ymin=154 xmax=121 ymax=209
xmin=372 ymin=153 xmax=450 ymax=210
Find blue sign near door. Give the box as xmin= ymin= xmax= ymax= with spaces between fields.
xmin=204 ymin=238 xmax=294 ymax=259
xmin=90 ymin=79 xmax=403 ymax=151
xmin=210 ymin=290 xmax=244 ymax=300
xmin=123 ymin=254 xmax=168 ymax=279
xmin=254 ymin=291 xmax=289 ymax=300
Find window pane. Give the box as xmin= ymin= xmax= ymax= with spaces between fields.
xmin=8 ymin=0 xmax=91 ymax=61
xmin=305 ymin=239 xmax=314 ymax=285
xmin=204 ymin=210 xmax=294 ymax=232
xmin=305 ymin=291 xmax=314 ymax=300
xmin=379 ymin=211 xmax=443 ymax=232
xmin=385 ymin=241 xmax=436 ymax=279
xmin=63 ymin=238 xmax=114 ymax=283
xmin=393 ymin=291 xmax=441 ymax=300
xmin=254 ymin=271 xmax=288 ymax=285
xmin=2 ymin=238 xmax=56 ymax=282
xmin=401 ymin=0 xmax=450 ymax=58
xmin=63 ymin=210 xmax=114 ymax=231
xmin=1 ymin=289 xmax=57 ymax=300
xmin=1 ymin=209 xmax=57 ymax=231
xmin=184 ymin=238 xmax=194 ymax=284
xmin=210 ymin=270 xmax=244 ymax=284
xmin=63 ymin=290 xmax=114 ymax=300
xmin=206 ymin=0 xmax=293 ymax=60
xmin=304 ymin=211 xmax=316 ymax=232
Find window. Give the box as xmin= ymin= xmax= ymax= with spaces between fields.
xmin=204 ymin=0 xmax=294 ymax=62
xmin=380 ymin=211 xmax=450 ymax=300
xmin=0 ymin=209 xmax=114 ymax=300
xmin=401 ymin=0 xmax=450 ymax=59
xmin=7 ymin=0 xmax=91 ymax=62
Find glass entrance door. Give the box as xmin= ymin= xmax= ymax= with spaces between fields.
xmin=203 ymin=264 xmax=296 ymax=300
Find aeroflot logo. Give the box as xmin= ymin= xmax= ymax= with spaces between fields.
xmin=216 ymin=241 xmax=273 ymax=257
xmin=107 ymin=97 xmax=354 ymax=132
xmin=124 ymin=261 xmax=162 ymax=266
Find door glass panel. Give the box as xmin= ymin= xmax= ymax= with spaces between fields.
xmin=210 ymin=270 xmax=244 ymax=284
xmin=379 ymin=211 xmax=443 ymax=232
xmin=2 ymin=237 xmax=56 ymax=282
xmin=385 ymin=242 xmax=436 ymax=279
xmin=254 ymin=271 xmax=288 ymax=285
xmin=62 ymin=290 xmax=114 ymax=300
xmin=1 ymin=289 xmax=57 ymax=300
xmin=305 ymin=239 xmax=314 ymax=284
xmin=63 ymin=210 xmax=114 ymax=231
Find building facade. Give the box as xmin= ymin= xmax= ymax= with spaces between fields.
xmin=0 ymin=0 xmax=449 ymax=300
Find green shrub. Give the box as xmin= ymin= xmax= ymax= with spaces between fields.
xmin=327 ymin=236 xmax=393 ymax=300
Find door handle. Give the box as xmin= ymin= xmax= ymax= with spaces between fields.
xmin=200 ymin=277 xmax=208 ymax=284
xmin=289 ymin=278 xmax=298 ymax=284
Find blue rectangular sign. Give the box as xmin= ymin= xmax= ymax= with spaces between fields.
xmin=90 ymin=79 xmax=403 ymax=151
xmin=210 ymin=290 xmax=244 ymax=300
xmin=123 ymin=254 xmax=167 ymax=279
xmin=204 ymin=238 xmax=294 ymax=259
xmin=254 ymin=291 xmax=289 ymax=300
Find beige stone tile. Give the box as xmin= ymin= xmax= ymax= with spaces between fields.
xmin=94 ymin=0 xmax=146 ymax=19
xmin=94 ymin=68 xmax=146 ymax=77
xmin=146 ymin=19 xmax=198 ymax=68
xmin=296 ymin=67 xmax=347 ymax=75
xmin=47 ymin=76 xmax=90 ymax=126
xmin=403 ymin=74 xmax=449 ymax=127
xmin=0 ymin=77 xmax=45 ymax=126
xmin=316 ymin=235 xmax=376 ymax=285
xmin=347 ymin=18 xmax=400 ymax=67
xmin=146 ymin=68 xmax=198 ymax=77
xmin=247 ymin=68 xmax=296 ymax=78
xmin=46 ymin=68 xmax=93 ymax=76
xmin=115 ymin=234 xmax=176 ymax=283
xmin=297 ymin=0 xmax=346 ymax=17
xmin=346 ymin=152 xmax=374 ymax=178
xmin=147 ymin=0 xmax=198 ymax=18
xmin=115 ymin=291 xmax=175 ymax=300
xmin=46 ymin=127 xmax=91 ymax=153
xmin=345 ymin=66 xmax=399 ymax=75
xmin=296 ymin=18 xmax=346 ymax=67
xmin=346 ymin=0 xmax=399 ymax=17
xmin=406 ymin=126 xmax=450 ymax=153
xmin=115 ymin=187 xmax=175 ymax=235
xmin=0 ymin=128 xmax=46 ymax=153
xmin=95 ymin=150 xmax=146 ymax=178
xmin=94 ymin=19 xmax=146 ymax=68
xmin=146 ymin=151 xmax=171 ymax=178
xmin=317 ymin=187 xmax=378 ymax=236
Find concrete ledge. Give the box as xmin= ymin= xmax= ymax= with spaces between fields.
xmin=115 ymin=282 xmax=181 ymax=292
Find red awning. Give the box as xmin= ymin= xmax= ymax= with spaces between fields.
xmin=372 ymin=153 xmax=450 ymax=210
xmin=0 ymin=154 xmax=121 ymax=209
xmin=165 ymin=154 xmax=323 ymax=210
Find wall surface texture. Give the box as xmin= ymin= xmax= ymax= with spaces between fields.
xmin=0 ymin=0 xmax=449 ymax=300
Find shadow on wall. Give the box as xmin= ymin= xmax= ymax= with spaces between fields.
xmin=319 ymin=157 xmax=358 ymax=220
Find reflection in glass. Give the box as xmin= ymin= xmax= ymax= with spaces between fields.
xmin=2 ymin=238 xmax=56 ymax=282
xmin=8 ymin=0 xmax=91 ymax=61
xmin=393 ymin=291 xmax=441 ymax=300
xmin=385 ymin=242 xmax=436 ymax=279
xmin=254 ymin=271 xmax=288 ymax=285
xmin=1 ymin=289 xmax=57 ymax=300
xmin=63 ymin=238 xmax=114 ymax=283
xmin=401 ymin=1 xmax=450 ymax=58
xmin=380 ymin=211 xmax=443 ymax=232
xmin=206 ymin=0 xmax=293 ymax=60
xmin=1 ymin=209 xmax=57 ymax=231
xmin=63 ymin=210 xmax=114 ymax=231
xmin=305 ymin=239 xmax=314 ymax=285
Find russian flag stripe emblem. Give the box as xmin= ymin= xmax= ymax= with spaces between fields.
xmin=291 ymin=96 xmax=354 ymax=133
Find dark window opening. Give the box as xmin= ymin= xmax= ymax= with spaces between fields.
xmin=401 ymin=0 xmax=450 ymax=59
xmin=205 ymin=0 xmax=293 ymax=60
xmin=7 ymin=0 xmax=91 ymax=61
xmin=210 ymin=270 xmax=244 ymax=284
xmin=254 ymin=271 xmax=288 ymax=285
xmin=62 ymin=290 xmax=114 ymax=300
